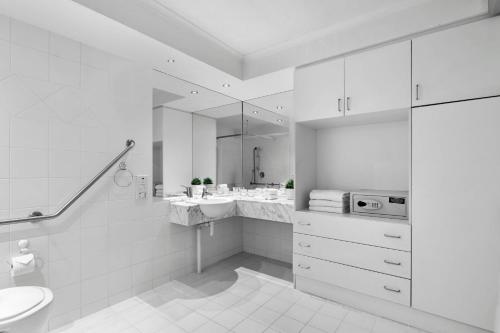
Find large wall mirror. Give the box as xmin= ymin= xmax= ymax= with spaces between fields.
xmin=152 ymin=69 xmax=293 ymax=197
xmin=243 ymin=91 xmax=293 ymax=189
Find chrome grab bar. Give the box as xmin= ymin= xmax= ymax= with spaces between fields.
xmin=0 ymin=139 xmax=136 ymax=225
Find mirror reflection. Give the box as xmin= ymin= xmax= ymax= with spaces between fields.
xmin=243 ymin=91 xmax=293 ymax=189
xmin=152 ymin=69 xmax=293 ymax=197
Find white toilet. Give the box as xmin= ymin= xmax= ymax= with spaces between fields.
xmin=0 ymin=286 xmax=53 ymax=333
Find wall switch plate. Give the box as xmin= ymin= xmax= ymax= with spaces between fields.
xmin=135 ymin=175 xmax=148 ymax=200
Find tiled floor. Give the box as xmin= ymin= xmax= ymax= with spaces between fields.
xmin=51 ymin=253 xmax=426 ymax=333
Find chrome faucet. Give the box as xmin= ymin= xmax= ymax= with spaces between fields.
xmin=182 ymin=186 xmax=193 ymax=198
xmin=202 ymin=187 xmax=211 ymax=199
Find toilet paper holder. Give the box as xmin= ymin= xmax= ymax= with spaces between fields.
xmin=5 ymin=240 xmax=33 ymax=268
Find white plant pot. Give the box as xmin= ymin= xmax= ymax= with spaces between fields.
xmin=286 ymin=189 xmax=295 ymax=200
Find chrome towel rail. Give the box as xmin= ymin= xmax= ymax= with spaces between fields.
xmin=0 ymin=139 xmax=136 ymax=226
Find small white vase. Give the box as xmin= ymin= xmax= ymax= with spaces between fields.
xmin=286 ymin=189 xmax=295 ymax=200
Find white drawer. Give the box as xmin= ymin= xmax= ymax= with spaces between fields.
xmin=294 ymin=254 xmax=410 ymax=306
xmin=294 ymin=233 xmax=411 ymax=278
xmin=294 ymin=211 xmax=411 ymax=251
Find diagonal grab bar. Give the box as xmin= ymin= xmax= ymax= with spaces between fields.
xmin=0 ymin=139 xmax=136 ymax=225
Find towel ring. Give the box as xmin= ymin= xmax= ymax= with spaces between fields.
xmin=113 ymin=161 xmax=133 ymax=187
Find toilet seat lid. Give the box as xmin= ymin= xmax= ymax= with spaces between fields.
xmin=0 ymin=287 xmax=45 ymax=321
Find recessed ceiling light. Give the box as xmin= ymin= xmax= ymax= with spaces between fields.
xmin=222 ymin=83 xmax=231 ymax=88
xmin=166 ymin=59 xmax=175 ymax=63
xmin=277 ymin=119 xmax=284 ymax=123
xmin=276 ymin=105 xmax=284 ymax=111
xmin=252 ymin=111 xmax=259 ymax=114
xmin=190 ymin=90 xmax=199 ymax=94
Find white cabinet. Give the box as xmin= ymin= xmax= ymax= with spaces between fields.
xmin=295 ymin=211 xmax=411 ymax=251
xmin=294 ymin=58 xmax=345 ymax=122
xmin=413 ymin=16 xmax=500 ymax=106
xmin=345 ymin=41 xmax=411 ymax=115
xmin=412 ymin=97 xmax=500 ymax=330
xmin=294 ymin=233 xmax=411 ymax=278
xmin=294 ymin=254 xmax=411 ymax=306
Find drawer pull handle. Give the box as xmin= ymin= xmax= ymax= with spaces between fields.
xmin=298 ymin=221 xmax=311 ymax=226
xmin=384 ymin=286 xmax=401 ymax=293
xmin=298 ymin=242 xmax=311 ymax=248
xmin=384 ymin=260 xmax=402 ymax=266
xmin=298 ymin=264 xmax=311 ymax=270
xmin=383 ymin=233 xmax=402 ymax=239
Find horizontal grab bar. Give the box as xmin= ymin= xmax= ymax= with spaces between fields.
xmin=0 ymin=139 xmax=136 ymax=226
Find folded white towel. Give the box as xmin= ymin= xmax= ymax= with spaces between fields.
xmin=310 ymin=190 xmax=349 ymax=201
xmin=155 ymin=184 xmax=164 ymax=190
xmin=309 ymin=206 xmax=349 ymax=214
xmin=309 ymin=200 xmax=345 ymax=208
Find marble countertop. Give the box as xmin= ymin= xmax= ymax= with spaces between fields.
xmin=160 ymin=194 xmax=295 ymax=226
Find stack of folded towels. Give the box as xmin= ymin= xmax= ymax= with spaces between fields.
xmin=154 ymin=184 xmax=164 ymax=197
xmin=309 ymin=190 xmax=350 ymax=214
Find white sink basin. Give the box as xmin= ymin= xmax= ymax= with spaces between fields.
xmin=190 ymin=197 xmax=235 ymax=218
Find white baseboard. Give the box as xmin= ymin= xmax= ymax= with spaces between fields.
xmin=295 ymin=275 xmax=491 ymax=333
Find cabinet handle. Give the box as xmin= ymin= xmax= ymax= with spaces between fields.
xmin=415 ymin=84 xmax=421 ymax=101
xmin=384 ymin=259 xmax=402 ymax=266
xmin=346 ymin=97 xmax=351 ymax=111
xmin=298 ymin=264 xmax=311 ymax=270
xmin=337 ymin=98 xmax=342 ymax=112
xmin=297 ymin=221 xmax=311 ymax=226
xmin=298 ymin=242 xmax=311 ymax=248
xmin=383 ymin=233 xmax=402 ymax=239
xmin=384 ymin=286 xmax=401 ymax=293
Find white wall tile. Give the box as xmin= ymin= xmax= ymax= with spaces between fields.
xmin=0 ymin=39 xmax=9 ymax=79
xmin=49 ymin=257 xmax=81 ymax=289
xmin=50 ymin=55 xmax=80 ymax=86
xmin=81 ymin=45 xmax=109 ymax=70
xmin=108 ymin=267 xmax=132 ymax=297
xmin=10 ymin=148 xmax=48 ymax=178
xmin=0 ymin=14 xmax=9 ymax=41
xmin=81 ymin=274 xmax=108 ymax=305
xmin=11 ymin=178 xmax=48 ymax=209
xmin=45 ymin=87 xmax=85 ymax=123
xmin=50 ymin=34 xmax=80 ymax=62
xmin=80 ymin=201 xmax=106 ymax=229
xmin=10 ymin=117 xmax=48 ymax=148
xmin=49 ymin=118 xmax=81 ymax=150
xmin=11 ymin=44 xmax=49 ymax=80
xmin=49 ymin=230 xmax=80 ymax=262
xmin=48 ymin=177 xmax=80 ymax=207
xmin=49 ymin=149 xmax=81 ymax=178
xmin=51 ymin=283 xmax=81 ymax=317
xmin=0 ymin=76 xmax=39 ymax=116
xmin=11 ymin=19 xmax=49 ymax=51
xmin=0 ymin=147 xmax=9 ymax=178
xmin=0 ymin=179 xmax=9 ymax=210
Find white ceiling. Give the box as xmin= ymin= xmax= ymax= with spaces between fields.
xmin=150 ymin=0 xmax=417 ymax=56
xmin=245 ymin=91 xmax=293 ymax=117
xmin=2 ymin=0 xmax=491 ymax=102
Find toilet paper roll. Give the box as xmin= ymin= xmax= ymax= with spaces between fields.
xmin=10 ymin=253 xmax=35 ymax=277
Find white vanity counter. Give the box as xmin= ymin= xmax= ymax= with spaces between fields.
xmin=156 ymin=194 xmax=294 ymax=226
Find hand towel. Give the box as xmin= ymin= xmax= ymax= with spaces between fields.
xmin=310 ymin=190 xmax=349 ymax=201
xmin=155 ymin=184 xmax=164 ymax=190
xmin=309 ymin=200 xmax=345 ymax=208
xmin=309 ymin=206 xmax=348 ymax=214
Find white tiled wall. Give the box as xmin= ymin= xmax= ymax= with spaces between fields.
xmin=200 ymin=217 xmax=243 ymax=268
xmin=242 ymin=218 xmax=293 ymax=263
xmin=0 ymin=15 xmax=203 ymax=330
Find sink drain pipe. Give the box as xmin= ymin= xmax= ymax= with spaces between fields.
xmin=196 ymin=221 xmax=215 ymax=274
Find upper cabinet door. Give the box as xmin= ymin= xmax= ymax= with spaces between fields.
xmin=413 ymin=17 xmax=500 ymax=106
xmin=294 ymin=58 xmax=345 ymax=122
xmin=345 ymin=41 xmax=411 ymax=116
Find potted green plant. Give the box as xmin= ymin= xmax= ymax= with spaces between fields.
xmin=203 ymin=177 xmax=216 ymax=192
xmin=191 ymin=177 xmax=204 ymax=196
xmin=285 ymin=179 xmax=295 ymax=200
